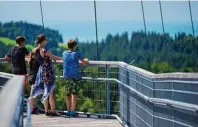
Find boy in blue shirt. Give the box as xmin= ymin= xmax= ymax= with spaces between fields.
xmin=63 ymin=39 xmax=88 ymax=116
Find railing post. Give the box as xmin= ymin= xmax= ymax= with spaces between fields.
xmin=21 ymin=93 xmax=24 ymax=127
xmin=172 ymin=81 xmax=175 ymax=127
xmin=106 ymin=65 xmax=110 ymax=114
xmin=152 ymin=80 xmax=155 ymax=127
xmin=26 ymin=98 xmax=31 ymax=127
xmin=126 ymin=68 xmax=130 ymax=125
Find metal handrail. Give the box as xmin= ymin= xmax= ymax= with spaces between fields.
xmin=1 ymin=58 xmax=198 ymax=126
xmin=24 ymin=98 xmax=31 ymax=127
xmin=0 ymin=74 xmax=25 ymax=127
xmin=0 ymin=72 xmax=31 ymax=127
xmin=1 ymin=58 xmax=198 ymax=79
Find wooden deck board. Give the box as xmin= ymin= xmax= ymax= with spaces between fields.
xmin=24 ymin=114 xmax=122 ymax=127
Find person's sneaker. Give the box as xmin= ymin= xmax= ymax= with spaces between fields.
xmin=70 ymin=111 xmax=76 ymax=117
xmin=51 ymin=112 xmax=60 ymax=116
xmin=45 ymin=111 xmax=51 ymax=116
xmin=31 ymin=109 xmax=39 ymax=115
xmin=31 ymin=107 xmax=40 ymax=115
xmin=66 ymin=110 xmax=71 ymax=116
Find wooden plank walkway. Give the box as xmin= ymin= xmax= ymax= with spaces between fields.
xmin=24 ymin=114 xmax=122 ymax=127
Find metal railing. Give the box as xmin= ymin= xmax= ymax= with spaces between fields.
xmin=0 ymin=72 xmax=31 ymax=127
xmin=119 ymin=62 xmax=198 ymax=127
xmin=1 ymin=58 xmax=198 ymax=127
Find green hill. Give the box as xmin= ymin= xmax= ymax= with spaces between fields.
xmin=0 ymin=37 xmax=68 ymax=57
xmin=0 ymin=21 xmax=63 ymax=49
xmin=0 ymin=37 xmax=34 ymax=57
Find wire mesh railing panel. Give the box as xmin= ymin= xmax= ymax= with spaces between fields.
xmin=78 ymin=66 xmax=120 ymax=115
xmin=54 ymin=65 xmax=120 ymax=115
xmin=77 ymin=80 xmax=107 ymax=114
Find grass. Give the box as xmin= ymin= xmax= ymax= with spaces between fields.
xmin=0 ymin=37 xmax=15 ymax=46
xmin=58 ymin=42 xmax=68 ymax=49
xmin=0 ymin=37 xmax=34 ymax=50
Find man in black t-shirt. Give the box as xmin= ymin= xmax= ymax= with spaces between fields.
xmin=5 ymin=36 xmax=29 ymax=74
xmin=5 ymin=36 xmax=29 ymax=92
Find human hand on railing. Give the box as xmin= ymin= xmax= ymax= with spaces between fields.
xmin=83 ymin=58 xmax=89 ymax=65
xmin=84 ymin=58 xmax=89 ymax=63
xmin=4 ymin=56 xmax=11 ymax=64
xmin=79 ymin=58 xmax=89 ymax=65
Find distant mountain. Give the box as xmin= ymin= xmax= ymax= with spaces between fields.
xmin=0 ymin=21 xmax=63 ymax=49
xmin=0 ymin=36 xmax=66 ymax=58
xmin=0 ymin=37 xmax=34 ymax=57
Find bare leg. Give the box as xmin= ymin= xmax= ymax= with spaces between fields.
xmin=44 ymin=99 xmax=49 ymax=113
xmin=29 ymin=85 xmax=35 ymax=111
xmin=71 ymin=94 xmax=77 ymax=112
xmin=29 ymin=98 xmax=35 ymax=111
xmin=49 ymin=92 xmax=55 ymax=112
xmin=66 ymin=96 xmax=71 ymax=111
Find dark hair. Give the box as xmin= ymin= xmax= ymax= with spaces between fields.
xmin=35 ymin=34 xmax=47 ymax=45
xmin=16 ymin=36 xmax=26 ymax=44
xmin=67 ymin=39 xmax=77 ymax=49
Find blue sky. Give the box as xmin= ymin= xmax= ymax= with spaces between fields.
xmin=0 ymin=1 xmax=198 ymax=42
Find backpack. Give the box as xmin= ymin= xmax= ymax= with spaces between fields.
xmin=42 ymin=50 xmax=53 ymax=83
xmin=29 ymin=49 xmax=39 ymax=72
